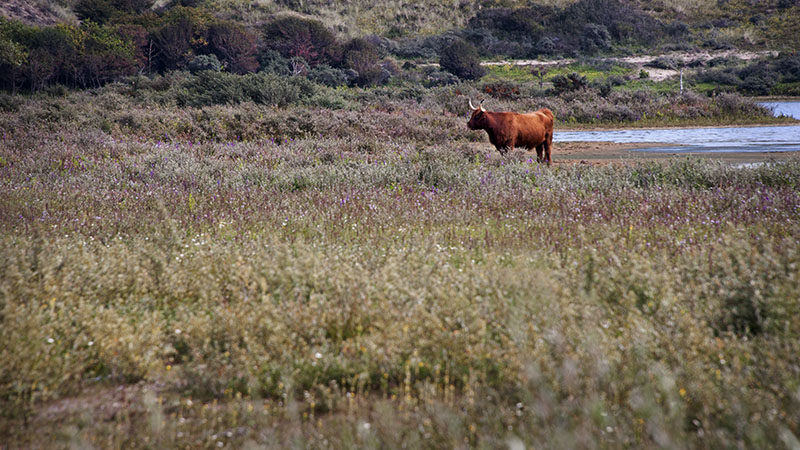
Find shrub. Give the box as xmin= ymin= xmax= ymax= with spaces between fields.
xmin=392 ymin=37 xmax=437 ymax=60
xmin=74 ymin=0 xmax=117 ymax=24
xmin=175 ymin=71 xmax=316 ymax=107
xmin=258 ymin=49 xmax=290 ymax=75
xmin=340 ymin=38 xmax=384 ymax=87
xmin=581 ymin=23 xmax=611 ymax=53
xmin=439 ymin=38 xmax=485 ymax=81
xmin=551 ymin=72 xmax=588 ymax=93
xmin=466 ymin=7 xmax=549 ymax=42
xmin=536 ymin=37 xmax=556 ymax=55
xmin=775 ymin=53 xmax=800 ymax=82
xmin=307 ymin=64 xmax=349 ymax=87
xmin=176 ymin=71 xmax=245 ymax=106
xmin=207 ymin=21 xmax=259 ymax=75
xmin=647 ymin=56 xmax=681 ymax=70
xmin=187 ymin=54 xmax=221 ymax=73
xmin=241 ymin=72 xmax=316 ymax=106
xmin=0 ymin=20 xmax=28 ymax=93
xmin=261 ymin=15 xmax=337 ymax=66
xmin=151 ymin=16 xmax=195 ymax=71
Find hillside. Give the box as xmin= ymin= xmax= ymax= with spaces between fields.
xmin=1 ymin=0 xmax=798 ymax=95
xmin=0 ymin=0 xmax=76 ymax=26
xmin=4 ymin=0 xmax=799 ymax=51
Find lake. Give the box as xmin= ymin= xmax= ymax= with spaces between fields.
xmin=555 ymin=101 xmax=800 ymax=154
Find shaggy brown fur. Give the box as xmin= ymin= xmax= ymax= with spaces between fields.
xmin=467 ymin=105 xmax=554 ymax=163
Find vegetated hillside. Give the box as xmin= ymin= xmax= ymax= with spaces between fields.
xmin=0 ymin=0 xmax=76 ymax=26
xmin=5 ymin=0 xmax=799 ymax=51
xmin=1 ymin=0 xmax=798 ymax=96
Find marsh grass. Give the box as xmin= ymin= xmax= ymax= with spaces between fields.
xmin=1 ymin=87 xmax=799 ymax=448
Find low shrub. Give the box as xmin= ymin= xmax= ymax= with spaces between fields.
xmin=175 ymin=71 xmax=316 ymax=107
xmin=187 ymin=54 xmax=222 ymax=73
xmin=551 ymin=72 xmax=588 ymax=93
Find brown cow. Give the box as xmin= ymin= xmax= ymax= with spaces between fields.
xmin=467 ymin=99 xmax=554 ymax=163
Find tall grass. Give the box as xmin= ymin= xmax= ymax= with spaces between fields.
xmin=1 ymin=88 xmax=799 ymax=448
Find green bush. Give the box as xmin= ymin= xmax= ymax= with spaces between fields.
xmin=187 ymin=54 xmax=221 ymax=73
xmin=439 ymin=38 xmax=485 ymax=81
xmin=175 ymin=71 xmax=316 ymax=107
xmin=241 ymin=72 xmax=316 ymax=106
xmin=308 ymin=64 xmax=349 ymax=87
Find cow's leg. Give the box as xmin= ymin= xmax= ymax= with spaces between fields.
xmin=544 ymin=132 xmax=553 ymax=164
xmin=497 ymin=140 xmax=513 ymax=155
xmin=535 ymin=144 xmax=544 ymax=163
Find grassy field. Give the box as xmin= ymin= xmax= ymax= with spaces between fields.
xmin=1 ymin=84 xmax=799 ymax=448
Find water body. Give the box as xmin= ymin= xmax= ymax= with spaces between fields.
xmin=556 ymin=101 xmax=800 ymax=153
xmin=758 ymin=101 xmax=800 ymax=119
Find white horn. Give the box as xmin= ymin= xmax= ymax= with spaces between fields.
xmin=469 ymin=99 xmax=477 ymax=110
xmin=479 ymin=99 xmax=486 ymax=112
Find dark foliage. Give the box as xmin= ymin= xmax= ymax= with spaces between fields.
xmin=0 ymin=19 xmax=138 ymax=91
xmin=439 ymin=38 xmax=485 ymax=80
xmin=340 ymin=37 xmax=384 ymax=87
xmin=187 ymin=54 xmax=221 ymax=73
xmin=307 ymin=64 xmax=350 ymax=87
xmin=151 ymin=14 xmax=196 ymax=71
xmin=551 ymin=72 xmax=588 ymax=94
xmin=458 ymin=0 xmax=671 ymax=58
xmin=207 ymin=21 xmax=258 ymax=74
xmin=467 ymin=6 xmax=550 ymax=43
xmin=580 ymin=23 xmax=611 ymax=54
xmin=696 ymin=53 xmax=799 ymax=96
xmin=262 ymin=16 xmax=337 ymax=66
xmin=75 ymin=0 xmax=155 ymax=24
xmin=75 ymin=0 xmax=117 ymax=24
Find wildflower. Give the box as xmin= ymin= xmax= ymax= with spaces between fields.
xmin=47 ymin=338 xmax=54 ymax=344
xmin=175 ymin=329 xmax=182 ymax=335
xmin=314 ymin=352 xmax=322 ymax=359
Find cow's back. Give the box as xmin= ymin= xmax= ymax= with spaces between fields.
xmin=513 ymin=108 xmax=553 ymax=148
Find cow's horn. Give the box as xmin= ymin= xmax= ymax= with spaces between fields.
xmin=469 ymin=99 xmax=477 ymax=110
xmin=479 ymin=99 xmax=486 ymax=112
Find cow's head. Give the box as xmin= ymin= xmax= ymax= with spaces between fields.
xmin=467 ymin=99 xmax=487 ymax=130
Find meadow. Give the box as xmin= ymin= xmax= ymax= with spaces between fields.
xmin=1 ymin=82 xmax=799 ymax=449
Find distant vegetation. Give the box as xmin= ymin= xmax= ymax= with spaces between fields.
xmin=1 ymin=0 xmax=799 ymax=94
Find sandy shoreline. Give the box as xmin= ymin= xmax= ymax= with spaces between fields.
xmin=549 ymin=141 xmax=798 ymax=165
